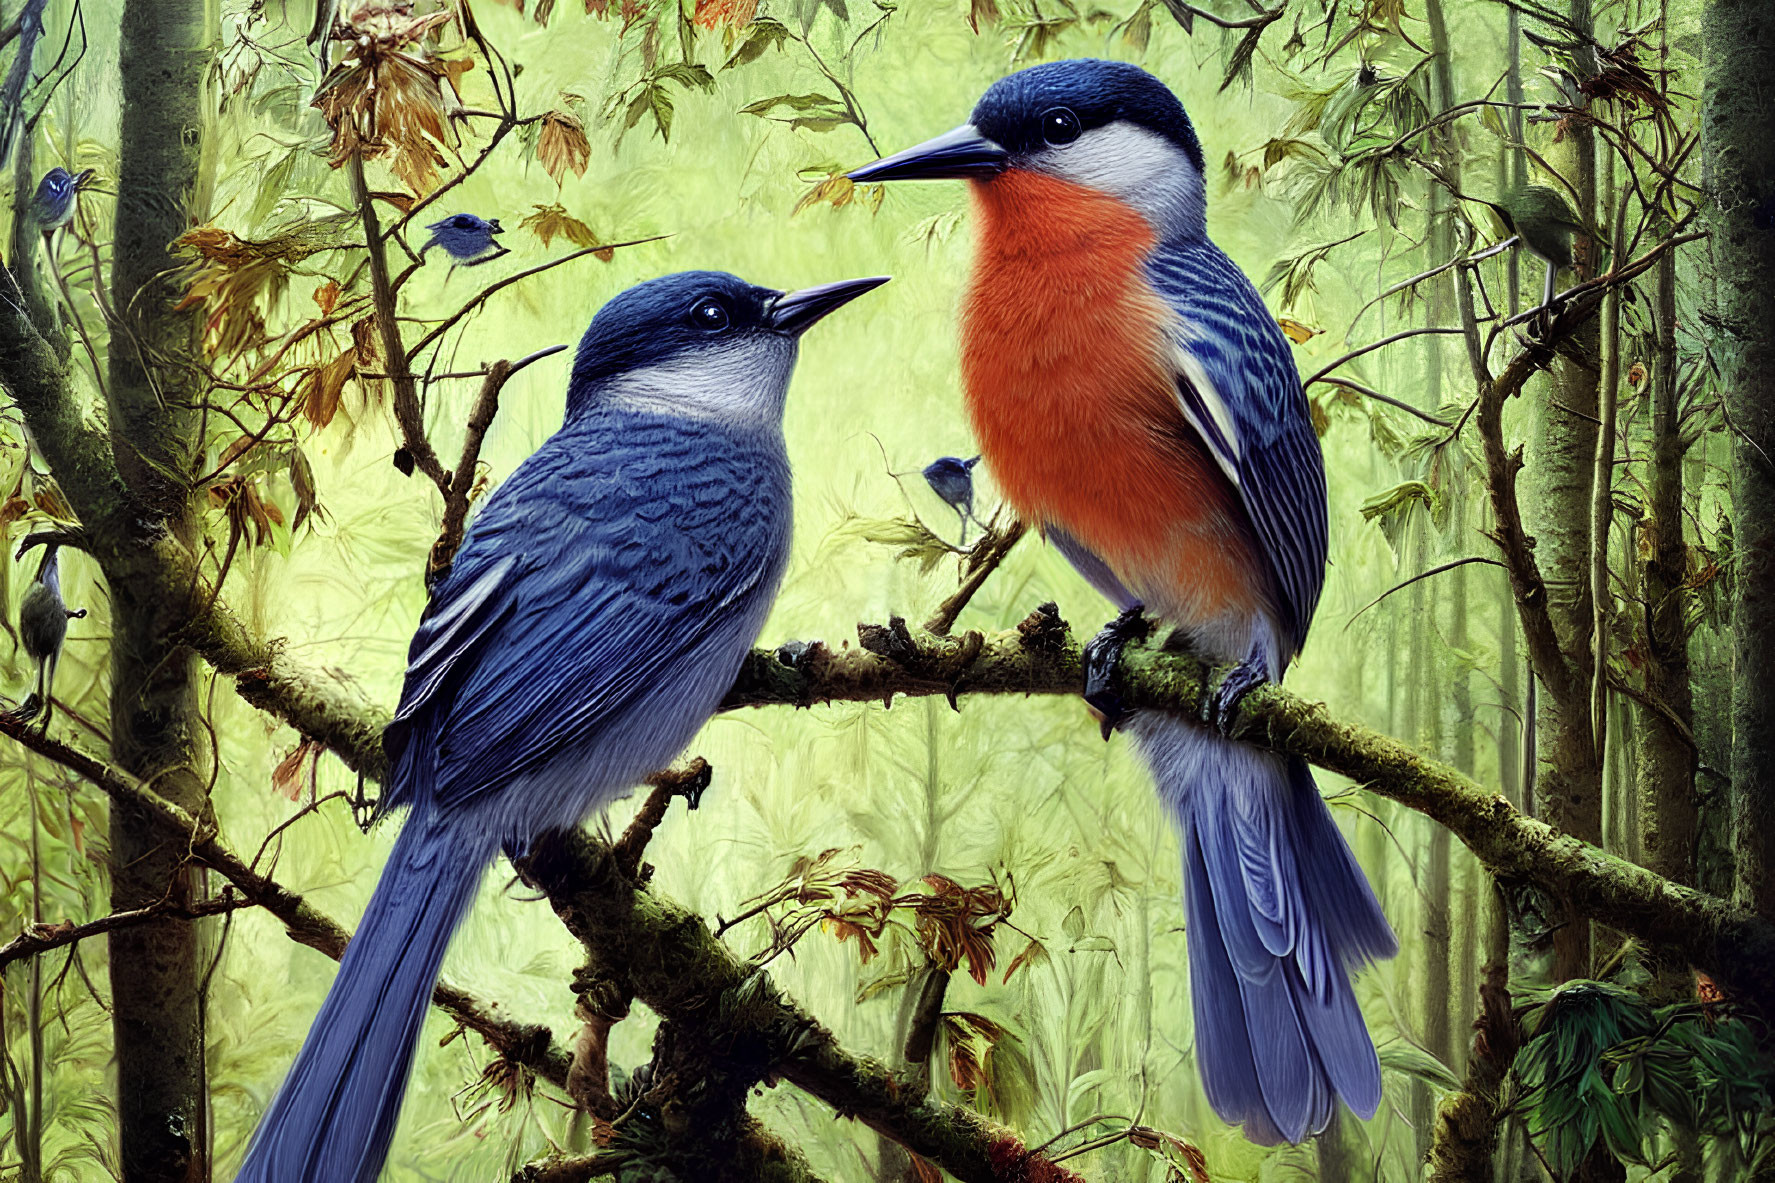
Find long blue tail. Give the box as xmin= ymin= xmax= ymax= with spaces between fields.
xmin=1131 ymin=713 xmax=1397 ymax=1144
xmin=235 ymin=813 xmax=493 ymax=1183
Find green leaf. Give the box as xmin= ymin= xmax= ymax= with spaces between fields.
xmin=740 ymin=92 xmax=847 ymax=117
xmin=648 ymin=83 xmax=675 ymax=141
xmin=723 ymin=17 xmax=790 ymax=69
xmin=655 ymin=62 xmax=714 ymax=91
xmin=1378 ymin=1041 xmax=1462 ymax=1091
xmin=1060 ymin=904 xmax=1086 ymax=942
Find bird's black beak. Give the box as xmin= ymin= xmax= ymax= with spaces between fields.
xmin=71 ymin=168 xmax=95 ymax=190
xmin=769 ymin=276 xmax=891 ymax=335
xmin=847 ymin=124 xmax=1008 ymax=183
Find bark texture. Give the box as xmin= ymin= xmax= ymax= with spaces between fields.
xmin=1703 ymin=0 xmax=1775 ymax=920
xmin=1637 ymin=247 xmax=1697 ymax=892
xmin=104 ymin=5 xmax=216 ymax=1180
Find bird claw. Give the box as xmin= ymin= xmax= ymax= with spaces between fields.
xmin=1207 ymin=651 xmax=1269 ymax=737
xmin=1082 ymin=604 xmax=1149 ymax=739
xmin=1 ymin=693 xmax=44 ymax=728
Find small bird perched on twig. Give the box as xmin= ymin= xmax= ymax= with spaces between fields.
xmin=31 ymin=166 xmax=95 ymax=232
xmin=1483 ymin=182 xmax=1586 ymax=319
xmin=424 ymin=212 xmax=506 ymax=268
xmin=6 ymin=540 xmax=85 ymax=729
xmin=922 ymin=454 xmax=981 ymax=541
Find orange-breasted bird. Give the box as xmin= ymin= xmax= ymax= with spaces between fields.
xmin=851 ymin=59 xmax=1398 ymax=1144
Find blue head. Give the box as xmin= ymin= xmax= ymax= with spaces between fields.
xmin=567 ymin=270 xmax=889 ymax=427
xmin=426 ymin=212 xmax=503 ymax=261
xmin=31 ymin=166 xmax=93 ymax=229
xmin=850 ymin=59 xmax=1208 ymax=240
xmin=922 ymin=455 xmax=979 ymax=511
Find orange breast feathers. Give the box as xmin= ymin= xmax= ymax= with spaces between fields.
xmin=959 ymin=168 xmax=1265 ymax=627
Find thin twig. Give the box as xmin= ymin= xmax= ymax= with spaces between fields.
xmin=1312 ymin=376 xmax=1454 ymax=426
xmin=924 ymin=519 xmax=1028 ymax=635
xmin=0 ymin=894 xmax=254 ymax=970
xmin=404 ymin=237 xmax=669 ymax=370
xmin=1344 ymin=556 xmax=1508 ymax=629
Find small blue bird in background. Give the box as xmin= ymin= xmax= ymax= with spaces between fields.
xmin=424 ymin=212 xmax=505 ymax=267
xmin=6 ymin=540 xmax=85 ymax=729
xmin=922 ymin=454 xmax=980 ymax=540
xmin=31 ymin=166 xmax=93 ymax=231
xmin=233 ymin=268 xmax=887 ymax=1183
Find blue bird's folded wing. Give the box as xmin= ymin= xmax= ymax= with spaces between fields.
xmin=1145 ymin=242 xmax=1329 ymax=655
xmin=384 ymin=422 xmax=789 ymax=814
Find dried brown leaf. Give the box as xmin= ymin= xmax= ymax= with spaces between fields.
xmin=537 ymin=110 xmax=592 ymax=184
xmin=520 ymin=202 xmax=599 ymax=248
xmin=305 ymin=348 xmax=358 ymax=429
xmin=272 ymin=739 xmax=316 ymax=801
xmin=311 ymin=9 xmax=470 ymax=196
xmin=693 ymin=0 xmax=757 ymax=28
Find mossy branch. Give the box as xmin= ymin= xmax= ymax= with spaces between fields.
xmin=0 ymin=709 xmax=570 ymax=1089
xmin=178 ymin=591 xmax=1775 ymax=1010
xmin=515 ymin=826 xmax=1085 ymax=1183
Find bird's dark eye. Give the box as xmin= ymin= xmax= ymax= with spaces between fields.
xmin=1041 ymin=107 xmax=1081 ymax=146
xmin=690 ymin=297 xmax=730 ymax=332
xmin=453 ymin=215 xmax=475 ymax=228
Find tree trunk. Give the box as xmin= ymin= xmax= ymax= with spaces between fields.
xmin=1522 ymin=0 xmax=1605 ymax=982
xmin=105 ymin=4 xmax=217 ymax=1181
xmin=1637 ymin=244 xmax=1697 ymax=893
xmin=1703 ymin=0 xmax=1775 ymax=921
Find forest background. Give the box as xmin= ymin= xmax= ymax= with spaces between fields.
xmin=0 ymin=0 xmax=1770 ymax=1181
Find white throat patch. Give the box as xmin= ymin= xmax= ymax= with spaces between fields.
xmin=601 ymin=336 xmax=798 ymax=433
xmin=1027 ymin=121 xmax=1206 ymax=241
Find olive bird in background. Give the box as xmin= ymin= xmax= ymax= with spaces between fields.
xmin=424 ymin=212 xmax=506 ymax=267
xmin=233 ymin=269 xmax=887 ymax=1183
xmin=922 ymin=454 xmax=980 ymax=540
xmin=851 ymin=59 xmax=1396 ymax=1144
xmin=1482 ymin=183 xmax=1585 ymax=317
xmin=31 ymin=166 xmax=94 ymax=231
xmin=7 ymin=540 xmax=85 ymax=728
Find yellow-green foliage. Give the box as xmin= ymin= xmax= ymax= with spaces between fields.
xmin=0 ymin=0 xmax=1730 ymax=1181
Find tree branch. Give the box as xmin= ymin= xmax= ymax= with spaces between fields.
xmin=1473 ymin=232 xmax=1701 ymax=716
xmin=348 ymin=152 xmax=446 ymax=488
xmin=516 ymin=827 xmax=1086 ymax=1183
xmin=180 ymin=591 xmax=1775 ymax=1009
xmin=924 ymin=518 xmax=1027 ymax=636
xmin=0 ymin=709 xmax=571 ymax=1087
xmin=0 ymin=893 xmax=254 ymax=970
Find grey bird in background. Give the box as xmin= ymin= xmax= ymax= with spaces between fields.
xmin=7 ymin=541 xmax=84 ymax=728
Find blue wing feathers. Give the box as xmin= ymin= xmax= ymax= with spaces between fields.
xmin=1145 ymin=242 xmax=1329 ymax=654
xmin=388 ymin=412 xmax=791 ymax=817
xmin=236 ymin=816 xmax=494 ymax=1183
xmin=241 ymin=406 xmax=793 ymax=1181
xmin=1135 ymin=716 xmax=1392 ymax=1143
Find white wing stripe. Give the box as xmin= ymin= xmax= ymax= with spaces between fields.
xmin=1171 ymin=338 xmax=1243 ymax=486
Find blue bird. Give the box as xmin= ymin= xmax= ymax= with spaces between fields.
xmin=424 ymin=212 xmax=505 ymax=266
xmin=233 ymin=269 xmax=888 ymax=1183
xmin=30 ymin=166 xmax=93 ymax=230
xmin=852 ymin=60 xmax=1396 ymax=1145
xmin=921 ymin=454 xmax=980 ymax=539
